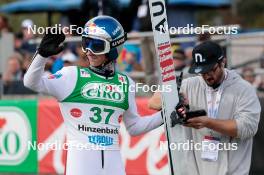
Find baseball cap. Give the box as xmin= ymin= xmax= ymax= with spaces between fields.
xmin=188 ymin=41 xmax=224 ymax=74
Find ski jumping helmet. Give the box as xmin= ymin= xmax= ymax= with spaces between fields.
xmin=82 ymin=15 xmax=127 ymax=61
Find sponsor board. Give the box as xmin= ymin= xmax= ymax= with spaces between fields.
xmin=0 ymin=99 xmax=169 ymax=174
xmin=38 ymin=98 xmax=168 ymax=174
xmin=0 ymin=100 xmax=37 ymax=173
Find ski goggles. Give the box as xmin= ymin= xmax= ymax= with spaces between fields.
xmin=81 ymin=33 xmax=127 ymax=55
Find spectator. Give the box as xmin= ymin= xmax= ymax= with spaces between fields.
xmin=62 ymin=51 xmax=78 ymax=67
xmin=60 ymin=17 xmax=78 ymax=54
xmin=0 ymin=15 xmax=12 ymax=34
xmin=2 ymin=52 xmax=23 ymax=84
xmin=171 ymin=44 xmax=193 ymax=78
xmin=21 ymin=53 xmax=34 ymax=76
xmin=21 ymin=19 xmax=34 ymax=40
xmin=183 ymin=47 xmax=193 ymax=77
xmin=20 ymin=19 xmax=37 ymax=53
xmin=196 ymin=32 xmax=211 ymax=45
xmin=52 ymin=51 xmax=77 ymax=73
xmin=14 ymin=33 xmax=24 ymax=53
xmin=129 ymin=0 xmax=158 ymax=86
xmin=81 ymin=0 xmax=120 ymax=20
xmin=131 ymin=0 xmax=152 ymax=32
xmin=21 ymin=53 xmax=30 ymax=71
xmin=3 ymin=52 xmax=36 ymax=95
xmin=184 ymin=47 xmax=194 ymax=64
xmin=241 ymin=67 xmax=261 ymax=89
xmin=172 ymin=44 xmax=186 ymax=71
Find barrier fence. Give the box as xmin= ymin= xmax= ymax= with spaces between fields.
xmin=0 ymin=97 xmax=263 ymax=175
xmin=0 ymin=98 xmax=168 ymax=175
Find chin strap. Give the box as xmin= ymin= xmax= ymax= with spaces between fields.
xmin=89 ymin=60 xmax=115 ymax=78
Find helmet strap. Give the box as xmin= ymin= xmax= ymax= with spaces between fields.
xmin=110 ymin=33 xmax=127 ymax=49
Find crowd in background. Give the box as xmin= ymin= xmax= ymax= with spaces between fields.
xmin=1 ymin=13 xmax=264 ymax=95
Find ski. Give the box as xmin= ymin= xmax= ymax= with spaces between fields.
xmin=148 ymin=0 xmax=179 ymax=174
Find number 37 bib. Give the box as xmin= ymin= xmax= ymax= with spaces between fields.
xmin=60 ymin=68 xmax=129 ymax=150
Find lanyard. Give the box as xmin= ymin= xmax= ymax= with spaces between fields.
xmin=206 ymin=71 xmax=227 ymax=119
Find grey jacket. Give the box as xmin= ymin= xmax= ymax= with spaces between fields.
xmin=171 ymin=69 xmax=261 ymax=175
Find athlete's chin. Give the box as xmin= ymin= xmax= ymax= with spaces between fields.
xmin=90 ymin=62 xmax=101 ymax=67
xmin=88 ymin=58 xmax=100 ymax=66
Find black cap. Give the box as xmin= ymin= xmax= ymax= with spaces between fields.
xmin=189 ymin=41 xmax=224 ymax=74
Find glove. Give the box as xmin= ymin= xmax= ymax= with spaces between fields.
xmin=38 ymin=29 xmax=65 ymax=57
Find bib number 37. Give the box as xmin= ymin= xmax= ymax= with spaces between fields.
xmin=90 ymin=107 xmax=114 ymax=124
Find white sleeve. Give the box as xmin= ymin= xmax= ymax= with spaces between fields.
xmin=23 ymin=54 xmax=77 ymax=101
xmin=123 ymin=77 xmax=163 ymax=136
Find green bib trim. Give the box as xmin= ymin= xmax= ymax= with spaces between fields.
xmin=62 ymin=67 xmax=129 ymax=110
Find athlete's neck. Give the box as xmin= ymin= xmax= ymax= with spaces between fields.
xmin=89 ymin=60 xmax=115 ymax=78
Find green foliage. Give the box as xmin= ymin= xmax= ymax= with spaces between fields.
xmin=238 ymin=0 xmax=264 ymax=28
xmin=196 ymin=9 xmax=221 ymax=26
xmin=0 ymin=1 xmax=61 ymax=33
xmin=1 ymin=13 xmax=61 ymax=34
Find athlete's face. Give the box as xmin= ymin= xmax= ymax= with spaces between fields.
xmin=86 ymin=51 xmax=107 ymax=67
xmin=201 ymin=61 xmax=225 ymax=87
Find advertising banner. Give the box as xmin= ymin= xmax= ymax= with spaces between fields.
xmin=0 ymin=98 xmax=169 ymax=174
xmin=0 ymin=100 xmax=38 ymax=173
xmin=38 ymin=98 xmax=169 ymax=175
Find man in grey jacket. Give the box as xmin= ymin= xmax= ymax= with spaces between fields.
xmin=173 ymin=41 xmax=261 ymax=175
xmin=148 ymin=41 xmax=261 ymax=175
